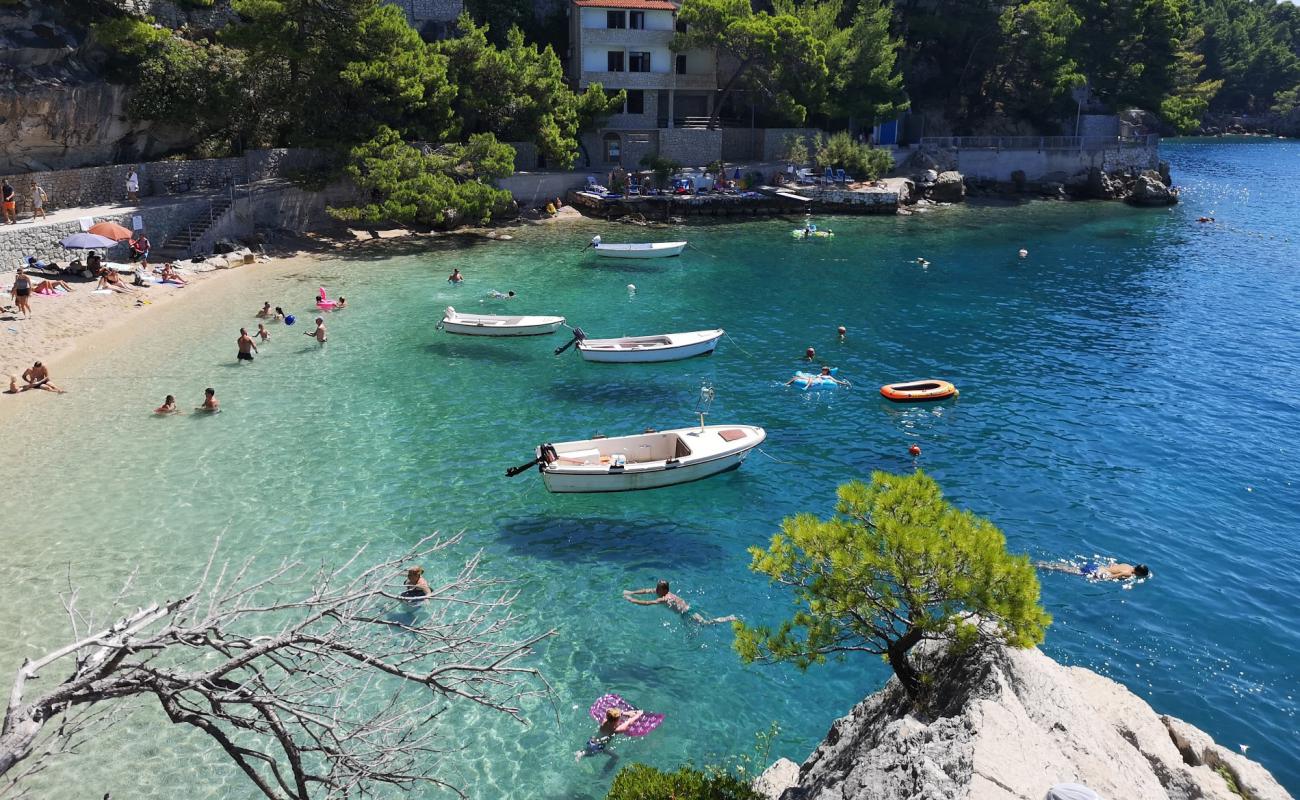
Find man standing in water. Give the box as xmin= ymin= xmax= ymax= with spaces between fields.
xmin=197 ymin=387 xmax=219 ymax=412
xmin=304 ymin=317 xmax=327 ymax=344
xmin=623 ymin=580 xmax=737 ymax=625
xmin=236 ymin=327 xmax=258 ymax=362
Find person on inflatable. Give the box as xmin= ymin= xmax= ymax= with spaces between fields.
xmin=579 ymin=707 xmax=641 ymax=760
xmin=786 ymin=365 xmax=848 ymax=387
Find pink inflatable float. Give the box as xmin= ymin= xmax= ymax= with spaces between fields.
xmin=316 ymin=286 xmax=337 ymax=310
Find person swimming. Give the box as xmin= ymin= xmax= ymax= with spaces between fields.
xmin=1037 ymin=559 xmax=1150 ymax=581
xmin=448 ymin=268 xmax=464 ymax=284
xmin=154 ymin=394 xmax=180 ymax=415
xmin=577 ymin=707 xmax=643 ymax=760
xmin=622 ymin=580 xmax=737 ymax=625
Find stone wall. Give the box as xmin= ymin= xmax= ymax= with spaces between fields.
xmin=0 ymin=195 xmax=215 ymax=272
xmin=497 ymin=172 xmax=588 ymax=207
xmin=658 ymin=128 xmax=722 ymax=167
xmin=721 ymin=127 xmax=762 ymax=161
xmin=0 ymin=149 xmax=326 ymax=216
xmin=941 ymin=143 xmax=1161 ymax=182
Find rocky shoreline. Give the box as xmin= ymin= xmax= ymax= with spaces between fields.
xmin=755 ymin=640 xmax=1291 ymax=800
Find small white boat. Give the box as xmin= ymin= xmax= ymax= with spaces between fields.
xmin=574 ymin=328 xmax=723 ymax=363
xmin=588 ymin=236 xmax=687 ymax=259
xmin=506 ymin=424 xmax=766 ymax=493
xmin=438 ymin=306 xmax=565 ymax=337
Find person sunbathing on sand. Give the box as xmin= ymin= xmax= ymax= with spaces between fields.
xmin=160 ymin=263 xmax=187 ymax=285
xmin=18 ymin=362 xmax=65 ymax=393
xmin=623 ymin=580 xmax=738 ymax=625
xmin=31 ymin=279 xmax=73 ymax=294
xmin=97 ymin=268 xmax=135 ymax=294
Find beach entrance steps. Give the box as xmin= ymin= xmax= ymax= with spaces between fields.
xmin=155 ymin=193 xmax=235 ymax=260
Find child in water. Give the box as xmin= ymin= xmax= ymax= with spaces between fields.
xmin=576 ymin=707 xmax=643 ymax=760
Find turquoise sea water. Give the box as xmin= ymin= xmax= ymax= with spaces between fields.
xmin=1 ymin=139 xmax=1297 ymax=797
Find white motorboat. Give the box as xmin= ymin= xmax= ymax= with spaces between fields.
xmin=438 ymin=306 xmax=565 ymax=336
xmin=505 ymin=424 xmax=766 ymax=493
xmin=571 ymin=328 xmax=724 ymax=363
xmin=587 ymin=236 xmax=687 ymax=259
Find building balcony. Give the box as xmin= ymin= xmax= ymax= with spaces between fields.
xmin=579 ymin=70 xmax=717 ymax=91
xmin=579 ymin=27 xmax=676 ymax=48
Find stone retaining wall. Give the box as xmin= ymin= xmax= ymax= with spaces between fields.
xmin=0 ymin=149 xmax=325 ymax=218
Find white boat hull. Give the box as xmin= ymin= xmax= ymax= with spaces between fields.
xmin=532 ymin=424 xmax=765 ymax=493
xmin=593 ymin=242 xmax=687 ymax=259
xmin=439 ymin=306 xmax=565 ymax=336
xmin=577 ymin=329 xmax=722 ymax=363
xmin=441 ymin=319 xmax=564 ymax=336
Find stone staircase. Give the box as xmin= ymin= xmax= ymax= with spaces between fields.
xmin=155 ymin=193 xmax=235 ymax=260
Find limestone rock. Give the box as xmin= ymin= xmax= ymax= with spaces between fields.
xmin=765 ymin=641 xmax=1292 ymax=800
xmin=1127 ymin=171 xmax=1178 ymax=207
xmin=754 ymin=758 xmax=800 ymax=799
xmin=926 ymin=171 xmax=965 ymax=203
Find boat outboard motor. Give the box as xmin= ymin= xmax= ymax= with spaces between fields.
xmin=554 ymin=327 xmax=586 ymax=355
xmin=505 ymin=444 xmax=558 ymax=477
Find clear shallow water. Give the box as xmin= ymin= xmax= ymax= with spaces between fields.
xmin=2 ymin=139 xmax=1298 ymax=797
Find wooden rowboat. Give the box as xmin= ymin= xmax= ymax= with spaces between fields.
xmin=438 ymin=306 xmax=565 ymax=337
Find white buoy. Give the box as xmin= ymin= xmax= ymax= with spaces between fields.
xmin=1018 ymin=248 xmax=1029 ymax=258
xmin=627 ymin=283 xmax=636 ymax=294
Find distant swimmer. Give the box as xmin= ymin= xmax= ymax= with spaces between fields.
xmin=255 ymin=323 xmax=270 ymax=343
xmin=197 ymin=387 xmax=219 ymax=413
xmin=1037 ymin=559 xmax=1150 ymax=581
xmin=335 ymin=296 xmax=347 ymax=309
xmin=154 ymin=394 xmax=180 ymax=415
xmin=804 ymin=346 xmax=816 ymax=361
xmin=448 ymin=268 xmax=464 ymax=284
xmin=1018 ymin=248 xmax=1028 ymax=258
xmin=1197 ymin=216 xmax=1215 ymax=223
xmin=237 ymin=327 xmax=258 ymax=362
xmin=273 ymin=306 xmax=286 ymax=323
xmin=305 ymin=317 xmax=327 ymax=344
xmin=623 ymin=579 xmax=738 ymax=625
xmin=403 ymin=565 xmax=432 ymax=598
xmin=487 ymin=290 xmax=516 ymax=299
xmin=256 ymin=301 xmax=272 ymax=318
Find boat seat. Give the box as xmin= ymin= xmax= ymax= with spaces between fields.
xmin=555 ymin=447 xmax=602 ymax=464
xmin=718 ymin=429 xmax=747 ymax=442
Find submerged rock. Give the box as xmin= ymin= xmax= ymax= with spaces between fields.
xmin=1127 ymin=171 xmax=1179 ymax=207
xmin=926 ymin=171 xmax=966 ymax=203
xmin=754 ymin=641 xmax=1291 ymax=800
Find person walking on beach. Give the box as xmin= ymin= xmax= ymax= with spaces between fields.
xmin=10 ymin=267 xmax=32 ymax=318
xmin=197 ymin=387 xmax=219 ymax=412
xmin=129 ymin=233 xmax=151 ymax=267
xmin=237 ymin=328 xmax=258 ymax=362
xmin=30 ymin=181 xmax=47 ymax=220
xmin=19 ymin=362 xmax=65 ymax=393
xmin=623 ymin=580 xmax=738 ymax=625
xmin=305 ymin=317 xmax=327 ymax=344
xmin=1 ymin=180 xmax=15 ymax=224
xmin=126 ymin=167 xmax=140 ymax=203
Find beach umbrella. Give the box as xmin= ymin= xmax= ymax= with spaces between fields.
xmin=60 ymin=232 xmax=118 ymax=250
xmin=87 ymin=222 xmax=133 ymax=241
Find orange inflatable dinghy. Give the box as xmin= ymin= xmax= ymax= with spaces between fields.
xmin=880 ymin=379 xmax=959 ymax=402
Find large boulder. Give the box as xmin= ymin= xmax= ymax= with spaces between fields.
xmin=1127 ymin=170 xmax=1178 ymax=206
xmin=926 ymin=171 xmax=965 ymax=203
xmin=757 ymin=641 xmax=1292 ymax=800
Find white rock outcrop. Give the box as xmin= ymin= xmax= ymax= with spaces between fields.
xmin=756 ymin=642 xmax=1292 ymax=800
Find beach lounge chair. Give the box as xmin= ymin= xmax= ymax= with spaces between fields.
xmin=835 ymin=168 xmax=850 ymax=185
xmin=626 ymin=176 xmax=641 ymax=196
xmin=822 ymin=167 xmax=835 ymax=185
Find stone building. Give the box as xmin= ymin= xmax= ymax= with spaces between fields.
xmin=386 ymin=0 xmax=464 ymax=39
xmin=567 ymin=0 xmax=723 ymax=169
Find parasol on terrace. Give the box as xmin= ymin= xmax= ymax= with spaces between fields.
xmin=87 ymin=222 xmax=133 ymax=241
xmin=59 ymin=232 xmax=119 ymax=250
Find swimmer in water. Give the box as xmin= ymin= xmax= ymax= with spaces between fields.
xmin=154 ymin=394 xmax=180 ymax=415
xmin=256 ymin=301 xmax=271 ymax=318
xmin=1037 ymin=560 xmax=1150 ymax=581
xmin=335 ymin=296 xmax=347 ymax=309
xmin=623 ymin=580 xmax=738 ymax=625
xmin=255 ymin=323 xmax=270 ymax=343
xmin=197 ymin=387 xmax=219 ymax=413
xmin=448 ymin=268 xmax=463 ymax=284
xmin=576 ymin=706 xmax=644 ymax=761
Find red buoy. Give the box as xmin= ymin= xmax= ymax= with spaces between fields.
xmin=908 ymin=444 xmax=922 ymax=457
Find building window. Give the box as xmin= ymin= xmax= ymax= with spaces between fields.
xmin=606 ymin=10 xmax=625 ymax=28
xmin=603 ymin=133 xmax=621 ymax=164
xmin=607 ymin=51 xmax=624 ymax=72
xmin=629 ymin=11 xmax=645 ymax=29
xmin=675 ymin=54 xmax=687 ymax=75
xmin=626 ymin=89 xmax=644 ymax=115
xmin=628 ymin=52 xmax=650 ymax=72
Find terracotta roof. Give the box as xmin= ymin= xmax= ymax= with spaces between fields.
xmin=573 ymin=0 xmax=679 ymax=9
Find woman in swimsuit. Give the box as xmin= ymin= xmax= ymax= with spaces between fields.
xmin=31 ymin=279 xmax=73 ymax=294
xmin=579 ymin=707 xmax=644 ymax=759
xmin=10 ymin=268 xmax=31 ymax=318
xmin=97 ymin=268 xmax=135 ymax=294
xmin=154 ymin=395 xmax=180 ymax=415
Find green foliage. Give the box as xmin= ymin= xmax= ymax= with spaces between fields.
xmin=463 ymin=0 xmax=533 ymax=45
xmin=329 ymin=127 xmax=514 ymax=228
xmin=774 ymin=0 xmax=908 ymax=124
xmin=1069 ymin=0 xmax=1193 ymax=112
xmin=734 ymin=471 xmax=1050 ymax=699
xmin=988 ymin=0 xmax=1084 ymax=126
xmin=1190 ymin=0 xmax=1300 ymax=114
xmin=777 ymin=133 xmax=812 ymax=165
xmin=674 ymin=0 xmax=828 ymax=126
xmin=438 ymin=14 xmax=623 ymax=168
xmin=812 ymin=132 xmax=892 ymax=179
xmin=129 ymin=38 xmax=248 ymax=156
xmin=604 ymin=763 xmax=762 ymax=800
xmin=1160 ymin=27 xmax=1223 ymax=132
xmin=91 ymin=17 xmax=171 ymax=67
xmin=1272 ymin=84 xmax=1300 ymax=115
